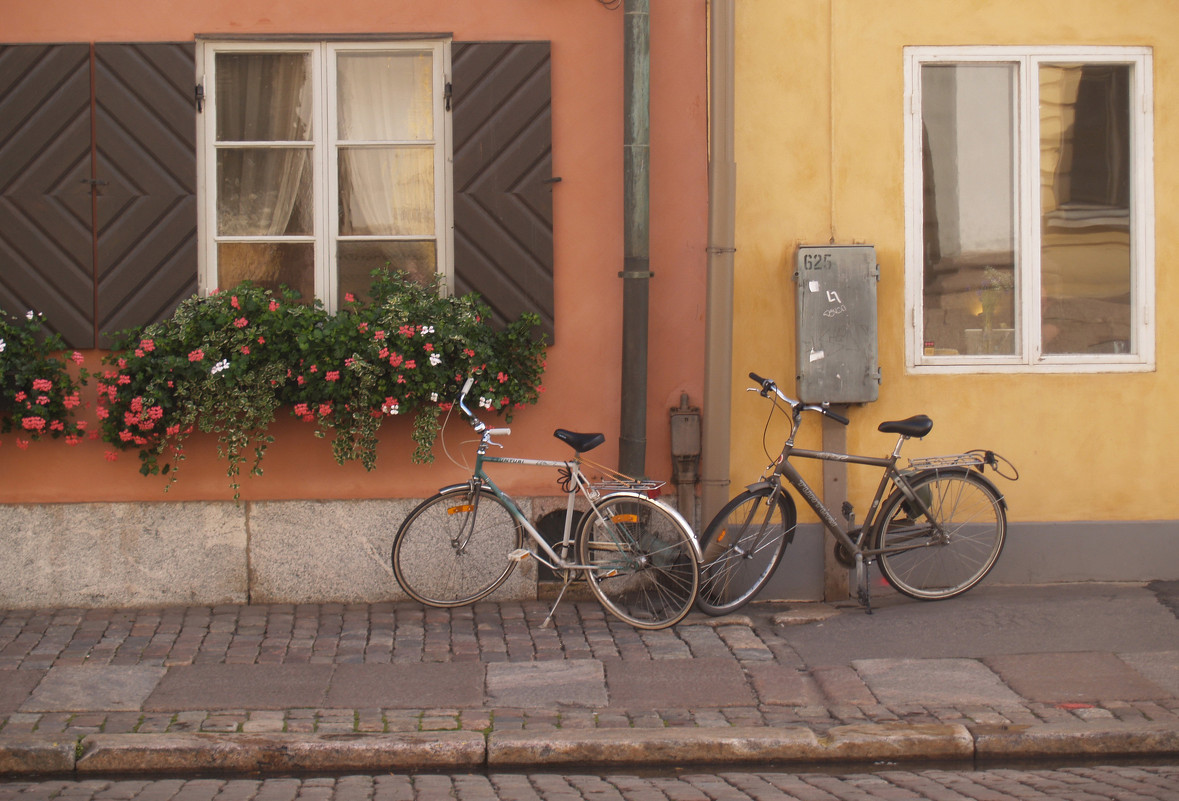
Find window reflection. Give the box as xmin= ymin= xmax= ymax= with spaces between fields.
xmin=1039 ymin=64 xmax=1132 ymax=355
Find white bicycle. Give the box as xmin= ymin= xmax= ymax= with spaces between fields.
xmin=391 ymin=378 xmax=701 ymax=629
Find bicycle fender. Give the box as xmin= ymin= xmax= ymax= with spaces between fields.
xmin=601 ymin=490 xmax=703 ymax=560
xmin=740 ymin=481 xmax=799 ymax=544
xmin=904 ymin=467 xmax=1008 ymax=511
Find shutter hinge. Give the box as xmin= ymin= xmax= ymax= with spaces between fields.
xmin=444 ymin=82 xmax=452 ymax=112
xmin=195 ymin=83 xmax=205 ymax=113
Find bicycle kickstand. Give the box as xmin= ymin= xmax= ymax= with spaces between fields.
xmin=854 ymin=553 xmax=873 ymax=615
xmin=541 ymin=573 xmax=575 ymax=628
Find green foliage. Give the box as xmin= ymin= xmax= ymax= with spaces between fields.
xmin=98 ymin=270 xmax=547 ymax=496
xmin=0 ymin=309 xmax=88 ymax=448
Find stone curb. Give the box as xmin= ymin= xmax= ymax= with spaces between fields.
xmin=486 ymin=723 xmax=974 ymax=767
xmin=972 ymin=721 xmax=1179 ymax=760
xmin=2 ymin=722 xmax=1179 ymax=777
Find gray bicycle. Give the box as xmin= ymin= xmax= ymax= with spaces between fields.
xmin=696 ymin=372 xmax=1018 ymax=615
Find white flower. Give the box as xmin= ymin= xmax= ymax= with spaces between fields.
xmin=429 ymin=353 xmax=442 ymax=366
xmin=211 ymin=358 xmax=230 ymax=375
xmin=0 ymin=339 xmax=6 ymax=353
xmin=479 ymin=396 xmax=493 ymax=410
xmin=382 ymin=402 xmax=400 ymax=415
xmin=422 ymin=325 xmax=435 ymax=334
xmin=25 ymin=310 xmax=35 ymax=320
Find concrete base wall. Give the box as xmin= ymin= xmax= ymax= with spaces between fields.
xmin=760 ymin=520 xmax=1179 ymax=602
xmin=2 ymin=501 xmax=1176 ymax=608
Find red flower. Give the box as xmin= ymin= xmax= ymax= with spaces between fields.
xmin=188 ymin=349 xmax=204 ymax=362
xmin=234 ymin=317 xmax=248 ymax=328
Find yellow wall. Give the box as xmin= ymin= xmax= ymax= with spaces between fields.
xmin=733 ymin=0 xmax=1178 ymax=523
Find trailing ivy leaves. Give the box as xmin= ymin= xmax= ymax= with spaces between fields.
xmin=98 ymin=270 xmax=547 ymax=497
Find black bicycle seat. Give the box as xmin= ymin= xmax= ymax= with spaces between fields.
xmin=554 ymin=429 xmax=606 ymax=453
xmin=877 ymin=415 xmax=933 ymax=438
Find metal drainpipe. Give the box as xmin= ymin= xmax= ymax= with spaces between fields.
xmin=619 ymin=0 xmax=651 ymax=478
xmin=702 ymin=0 xmax=736 ymax=524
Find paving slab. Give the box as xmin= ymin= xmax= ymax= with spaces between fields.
xmin=853 ymin=658 xmax=1023 ymax=706
xmin=1117 ymin=651 xmax=1179 ymax=697
xmin=0 ymin=669 xmax=45 ymax=713
xmin=22 ymin=666 xmax=165 ymax=712
xmin=745 ymin=663 xmax=826 ymax=706
xmin=985 ymin=652 xmax=1174 ymax=704
xmin=603 ymin=657 xmax=755 ymax=709
xmin=144 ymin=664 xmax=333 ymax=711
xmin=486 ymin=660 xmax=606 ymax=708
xmin=327 ymin=662 xmax=488 ymax=709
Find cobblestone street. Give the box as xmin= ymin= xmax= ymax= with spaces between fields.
xmin=4 ymin=765 xmax=1179 ymax=801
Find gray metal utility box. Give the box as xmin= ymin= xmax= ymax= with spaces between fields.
xmin=794 ymin=245 xmax=880 ymax=404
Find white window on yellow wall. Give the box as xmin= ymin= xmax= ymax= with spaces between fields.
xmin=904 ymin=47 xmax=1154 ymax=373
xmin=196 ymin=40 xmax=452 ymax=311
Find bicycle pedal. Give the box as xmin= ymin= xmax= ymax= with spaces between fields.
xmin=508 ymin=549 xmax=532 ymax=562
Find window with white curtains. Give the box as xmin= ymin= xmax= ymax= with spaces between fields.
xmin=198 ymin=40 xmax=450 ymax=310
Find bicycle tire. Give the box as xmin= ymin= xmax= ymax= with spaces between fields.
xmin=874 ymin=468 xmax=1006 ymax=600
xmin=576 ymin=493 xmax=699 ymax=630
xmin=392 ymin=484 xmax=523 ymax=607
xmin=694 ymin=485 xmax=796 ymax=616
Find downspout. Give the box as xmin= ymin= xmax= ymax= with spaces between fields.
xmin=702 ymin=0 xmax=735 ymax=523
xmin=619 ymin=0 xmax=651 ymax=478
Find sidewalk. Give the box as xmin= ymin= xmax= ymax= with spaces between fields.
xmin=2 ymin=582 xmax=1178 ymax=776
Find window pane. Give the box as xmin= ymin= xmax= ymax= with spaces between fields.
xmin=338 ymin=241 xmax=437 ymax=305
xmin=338 ymin=147 xmax=434 ymax=236
xmin=217 ymin=242 xmax=315 ymax=301
xmin=1039 ymin=64 xmax=1132 ymax=355
xmin=921 ymin=64 xmax=1018 ymax=357
xmin=216 ymin=53 xmax=312 ymax=142
xmin=217 ymin=148 xmax=314 ymax=236
xmin=337 ymin=51 xmax=433 ymax=141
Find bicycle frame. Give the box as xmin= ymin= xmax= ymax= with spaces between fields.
xmin=764 ymin=399 xmax=946 ymax=562
xmin=774 ymin=445 xmax=920 ymax=558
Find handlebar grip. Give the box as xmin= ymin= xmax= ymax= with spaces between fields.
xmin=824 ymin=408 xmax=851 ymax=426
xmin=462 ymin=376 xmax=475 ymax=396
xmin=486 ymin=428 xmax=511 ymax=437
xmin=749 ymin=371 xmax=768 ymax=385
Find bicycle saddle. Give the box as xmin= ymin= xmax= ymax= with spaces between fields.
xmin=554 ymin=429 xmax=606 ymax=453
xmin=877 ymin=414 xmax=933 ymax=438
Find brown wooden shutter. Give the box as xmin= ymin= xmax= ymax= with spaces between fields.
xmin=0 ymin=44 xmax=95 ymax=347
xmin=451 ymin=41 xmax=554 ymax=341
xmin=94 ymin=43 xmax=197 ymax=347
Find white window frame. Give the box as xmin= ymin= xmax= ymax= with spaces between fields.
xmin=904 ymin=46 xmax=1154 ymax=374
xmin=196 ymin=39 xmax=454 ymax=311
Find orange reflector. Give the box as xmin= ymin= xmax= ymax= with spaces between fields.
xmin=718 ymin=529 xmax=728 ymax=542
xmin=447 ymin=504 xmax=474 ymax=515
xmin=611 ymin=514 xmax=639 ymax=524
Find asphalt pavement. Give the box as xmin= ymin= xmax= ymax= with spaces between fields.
xmin=1 ymin=581 xmax=1177 ymax=777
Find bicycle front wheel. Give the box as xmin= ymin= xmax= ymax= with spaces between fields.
xmin=695 ymin=485 xmax=796 ymax=616
xmin=576 ymin=494 xmax=699 ymax=630
xmin=874 ymin=468 xmax=1006 ymax=600
xmin=392 ymin=485 xmax=523 ymax=607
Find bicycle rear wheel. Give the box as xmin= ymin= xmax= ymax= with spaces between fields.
xmin=576 ymin=493 xmax=699 ymax=630
xmin=874 ymin=468 xmax=1006 ymax=600
xmin=694 ymin=485 xmax=796 ymax=616
xmin=392 ymin=484 xmax=523 ymax=607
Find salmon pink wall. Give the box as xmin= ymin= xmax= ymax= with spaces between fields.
xmin=0 ymin=0 xmax=708 ymax=502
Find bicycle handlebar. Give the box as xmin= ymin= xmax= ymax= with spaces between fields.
xmin=457 ymin=377 xmax=512 ymax=443
xmin=748 ymin=372 xmax=850 ymax=426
